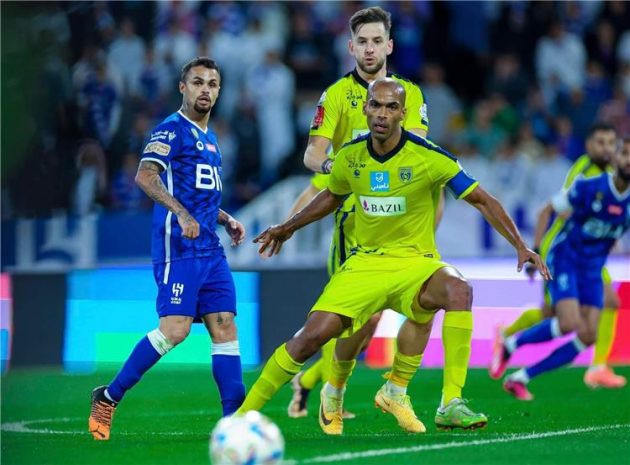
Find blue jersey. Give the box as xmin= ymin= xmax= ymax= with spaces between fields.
xmin=141 ymin=111 xmax=224 ymax=264
xmin=550 ymin=173 xmax=630 ymax=268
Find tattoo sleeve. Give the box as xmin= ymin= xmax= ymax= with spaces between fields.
xmin=217 ymin=209 xmax=231 ymax=226
xmin=136 ymin=161 xmax=188 ymax=217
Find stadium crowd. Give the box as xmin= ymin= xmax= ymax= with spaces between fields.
xmin=3 ymin=1 xmax=630 ymax=226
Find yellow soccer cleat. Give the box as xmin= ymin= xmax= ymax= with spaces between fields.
xmin=374 ymin=386 xmax=426 ymax=433
xmin=318 ymin=389 xmax=343 ymax=435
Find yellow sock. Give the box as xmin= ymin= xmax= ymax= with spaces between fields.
xmin=389 ymin=352 xmax=423 ymax=387
xmin=503 ymin=308 xmax=544 ymax=337
xmin=237 ymin=343 xmax=303 ymax=413
xmin=300 ymin=338 xmax=336 ymax=389
xmin=442 ymin=311 xmax=473 ymax=406
xmin=593 ymin=308 xmax=618 ymax=366
xmin=329 ymin=358 xmax=356 ymax=389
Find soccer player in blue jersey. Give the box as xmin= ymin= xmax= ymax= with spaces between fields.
xmin=89 ymin=57 xmax=246 ymax=440
xmin=496 ymin=137 xmax=630 ymax=400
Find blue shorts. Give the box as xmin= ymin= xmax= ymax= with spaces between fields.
xmin=547 ymin=250 xmax=604 ymax=308
xmin=153 ymin=255 xmax=236 ymax=319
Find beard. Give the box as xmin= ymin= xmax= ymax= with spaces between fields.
xmin=618 ymin=168 xmax=630 ymax=182
xmin=357 ymin=56 xmax=386 ymax=75
xmin=193 ymin=101 xmax=211 ymax=114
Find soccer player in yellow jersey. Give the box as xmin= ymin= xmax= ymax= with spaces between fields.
xmin=491 ymin=123 xmax=625 ymax=388
xmin=238 ymin=79 xmax=550 ymax=435
xmin=286 ymin=6 xmax=436 ymax=420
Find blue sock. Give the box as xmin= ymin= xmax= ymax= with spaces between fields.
xmin=515 ymin=318 xmax=560 ymax=349
xmin=107 ymin=330 xmax=172 ymax=402
xmin=212 ymin=342 xmax=245 ymax=416
xmin=526 ymin=338 xmax=586 ymax=380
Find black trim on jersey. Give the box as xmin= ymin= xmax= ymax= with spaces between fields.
xmin=367 ymin=129 xmax=408 ymax=163
xmin=340 ymin=132 xmax=370 ymax=151
xmin=406 ymin=132 xmax=458 ymax=162
xmin=350 ymin=68 xmax=395 ymax=90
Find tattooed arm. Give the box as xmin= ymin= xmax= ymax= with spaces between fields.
xmin=135 ymin=160 xmax=200 ymax=239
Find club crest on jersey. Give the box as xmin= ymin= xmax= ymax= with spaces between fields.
xmin=196 ymin=140 xmax=204 ymax=151
xmin=171 ymin=283 xmax=184 ymax=304
xmin=399 ymin=167 xmax=413 ymax=183
xmin=143 ymin=141 xmax=171 ymax=156
xmin=370 ymin=171 xmax=390 ymax=192
xmin=168 ymin=132 xmax=176 ymax=142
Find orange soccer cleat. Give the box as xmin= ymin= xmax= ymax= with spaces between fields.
xmin=88 ymin=385 xmax=117 ymax=440
xmin=584 ymin=366 xmax=627 ymax=389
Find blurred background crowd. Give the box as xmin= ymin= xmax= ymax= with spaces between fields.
xmin=2 ymin=0 xmax=630 ymax=228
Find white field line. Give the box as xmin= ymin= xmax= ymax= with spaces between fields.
xmin=0 ymin=417 xmax=188 ymax=436
xmin=298 ymin=423 xmax=630 ymax=464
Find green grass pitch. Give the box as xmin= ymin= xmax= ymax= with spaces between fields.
xmin=2 ymin=365 xmax=629 ymax=465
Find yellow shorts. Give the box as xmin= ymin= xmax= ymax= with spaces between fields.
xmin=311 ymin=253 xmax=448 ymax=336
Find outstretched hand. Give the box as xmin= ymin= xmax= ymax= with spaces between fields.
xmin=224 ymin=218 xmax=245 ymax=247
xmin=517 ymin=247 xmax=552 ymax=281
xmin=253 ymin=224 xmax=294 ymax=257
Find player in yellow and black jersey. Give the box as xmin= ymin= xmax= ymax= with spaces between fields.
xmin=285 ymin=6 xmax=437 ymax=421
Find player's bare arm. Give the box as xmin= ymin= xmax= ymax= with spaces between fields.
xmin=135 ymin=160 xmax=200 ymax=239
xmin=303 ymin=135 xmax=333 ymax=173
xmin=287 ymin=184 xmax=321 ymax=220
xmin=464 ymin=186 xmax=551 ymax=280
xmin=532 ymin=202 xmax=555 ymax=250
xmin=218 ymin=209 xmax=245 ymax=247
xmin=254 ymin=188 xmax=345 ymax=257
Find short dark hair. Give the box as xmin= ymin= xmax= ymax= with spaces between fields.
xmin=349 ymin=7 xmax=392 ymax=36
xmin=587 ymin=122 xmax=616 ymax=139
xmin=180 ymin=57 xmax=220 ymax=83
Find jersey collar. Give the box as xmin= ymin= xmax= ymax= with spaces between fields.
xmin=608 ymin=173 xmax=630 ymax=201
xmin=178 ymin=110 xmax=208 ymax=134
xmin=367 ymin=129 xmax=407 ymax=164
xmin=351 ymin=68 xmax=393 ymax=90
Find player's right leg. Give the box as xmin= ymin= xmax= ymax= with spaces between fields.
xmin=237 ymin=311 xmax=349 ymax=417
xmin=89 ymin=259 xmax=198 ymax=440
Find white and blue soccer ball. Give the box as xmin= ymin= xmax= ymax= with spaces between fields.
xmin=210 ymin=411 xmax=285 ymax=465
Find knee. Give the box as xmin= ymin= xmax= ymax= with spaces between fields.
xmin=604 ymin=293 xmax=620 ymax=310
xmin=577 ymin=327 xmax=596 ymax=346
xmin=445 ymin=277 xmax=473 ymax=309
xmin=161 ymin=325 xmax=190 ymax=346
xmin=289 ymin=333 xmax=325 ymax=362
xmin=558 ymin=316 xmax=578 ymax=335
xmin=211 ymin=317 xmax=238 ymax=343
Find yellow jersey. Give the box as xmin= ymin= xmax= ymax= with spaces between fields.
xmin=308 ymin=69 xmax=429 ymax=272
xmin=328 ymin=130 xmax=478 ymax=258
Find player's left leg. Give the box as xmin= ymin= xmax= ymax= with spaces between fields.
xmin=505 ymin=304 xmax=599 ymax=400
xmin=414 ymin=266 xmax=487 ymax=430
xmin=585 ymin=277 xmax=626 ymax=388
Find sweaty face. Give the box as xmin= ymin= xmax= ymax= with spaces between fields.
xmin=587 ymin=130 xmax=617 ymax=169
xmin=364 ymin=84 xmax=405 ymax=142
xmin=349 ymin=22 xmax=392 ymax=75
xmin=179 ymin=66 xmax=221 ymax=114
xmin=615 ymin=141 xmax=630 ymax=182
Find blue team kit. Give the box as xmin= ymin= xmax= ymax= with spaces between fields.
xmin=141 ymin=111 xmax=236 ymax=318
xmin=547 ymin=173 xmax=630 ymax=308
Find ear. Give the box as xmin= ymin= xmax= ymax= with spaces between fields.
xmin=363 ymin=101 xmax=368 ymax=115
xmin=179 ymin=80 xmax=185 ymax=95
xmin=386 ymin=38 xmax=393 ymax=56
xmin=348 ymin=38 xmax=354 ymax=55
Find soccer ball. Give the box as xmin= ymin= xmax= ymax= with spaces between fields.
xmin=209 ymin=411 xmax=285 ymax=465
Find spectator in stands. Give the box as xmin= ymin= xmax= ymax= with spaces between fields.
xmin=110 ymin=152 xmax=149 ymax=212
xmin=585 ymin=20 xmax=619 ymax=76
xmin=554 ymin=116 xmax=584 ymax=161
xmin=285 ymin=9 xmax=328 ymax=90
xmin=107 ymin=18 xmax=146 ymax=96
xmin=154 ymin=16 xmax=196 ymax=71
xmin=421 ymin=63 xmax=461 ymax=146
xmin=515 ymin=122 xmax=545 ymax=161
xmin=487 ymin=54 xmax=529 ymax=108
xmin=457 ymin=100 xmax=507 ymax=159
xmin=535 ymin=20 xmax=586 ymax=106
xmin=73 ymin=139 xmax=108 ymax=216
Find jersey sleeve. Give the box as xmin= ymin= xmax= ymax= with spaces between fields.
xmin=402 ymin=83 xmax=429 ymax=133
xmin=311 ymin=172 xmax=330 ymax=190
xmin=555 ymin=178 xmax=589 ymax=214
xmin=309 ymin=87 xmax=341 ymax=140
xmin=327 ymin=150 xmax=351 ymax=196
xmin=141 ymin=122 xmax=181 ymax=170
xmin=561 ymin=156 xmax=589 ymax=190
xmin=426 ymin=144 xmax=478 ymax=199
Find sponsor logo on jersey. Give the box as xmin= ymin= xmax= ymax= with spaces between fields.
xmin=191 ymin=128 xmax=199 ymax=139
xmin=359 ymin=195 xmax=406 ymax=216
xmin=143 ymin=141 xmax=171 ymax=156
xmin=370 ymin=171 xmax=390 ymax=192
xmin=196 ymin=164 xmax=223 ymax=191
xmin=311 ymin=105 xmax=325 ymax=129
xmin=608 ymin=204 xmax=623 ymax=215
xmin=206 ymin=143 xmax=217 ymax=152
xmin=399 ymin=167 xmax=413 ymax=183
xmin=168 ymin=132 xmax=176 ymax=142
xmin=171 ymin=283 xmax=184 ymax=304
xmin=150 ymin=130 xmax=174 ymax=141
